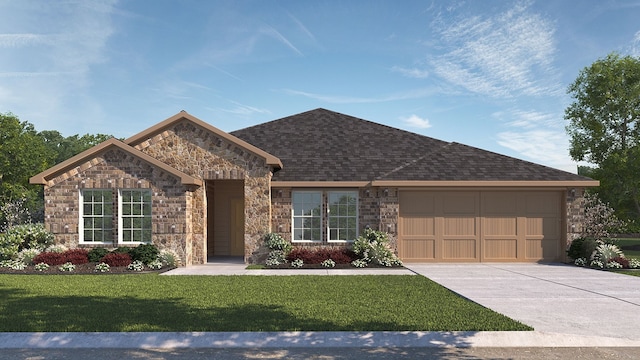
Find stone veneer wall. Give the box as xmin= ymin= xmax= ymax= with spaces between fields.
xmin=132 ymin=120 xmax=273 ymax=264
xmin=42 ymin=149 xmax=191 ymax=264
xmin=270 ymin=186 xmax=400 ymax=254
xmin=566 ymin=187 xmax=587 ymax=254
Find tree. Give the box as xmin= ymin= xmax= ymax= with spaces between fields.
xmin=0 ymin=113 xmax=51 ymax=213
xmin=0 ymin=113 xmax=113 ymax=228
xmin=565 ymin=52 xmax=640 ymax=221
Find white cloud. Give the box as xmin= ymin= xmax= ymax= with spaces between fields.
xmin=494 ymin=109 xmax=558 ymax=129
xmin=391 ymin=66 xmax=429 ymax=79
xmin=430 ymin=2 xmax=561 ymax=98
xmin=497 ymin=130 xmax=577 ymax=172
xmin=403 ymin=114 xmax=432 ymax=129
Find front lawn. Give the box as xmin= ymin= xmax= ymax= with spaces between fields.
xmin=616 ymin=238 xmax=640 ymax=260
xmin=0 ymin=275 xmax=531 ymax=332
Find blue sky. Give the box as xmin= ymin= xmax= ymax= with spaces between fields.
xmin=1 ymin=0 xmax=640 ymax=173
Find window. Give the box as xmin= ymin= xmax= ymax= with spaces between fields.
xmin=328 ymin=191 xmax=358 ymax=242
xmin=291 ymin=190 xmax=358 ymax=243
xmin=119 ymin=189 xmax=152 ymax=243
xmin=80 ymin=189 xmax=113 ymax=243
xmin=292 ymin=191 xmax=322 ymax=242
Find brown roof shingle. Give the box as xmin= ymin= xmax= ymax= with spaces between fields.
xmin=230 ymin=108 xmax=593 ymax=183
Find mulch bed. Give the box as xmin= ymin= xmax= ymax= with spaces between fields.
xmin=0 ymin=263 xmax=174 ymax=275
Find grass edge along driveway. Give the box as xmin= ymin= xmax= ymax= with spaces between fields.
xmin=0 ymin=274 xmax=531 ymax=332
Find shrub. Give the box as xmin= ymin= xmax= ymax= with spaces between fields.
xmin=158 ymin=249 xmax=180 ymax=267
xmin=12 ymin=223 xmax=54 ymax=251
xmin=321 ymin=259 xmax=336 ymax=268
xmin=592 ymin=243 xmax=624 ymax=263
xmin=567 ymin=237 xmax=599 ymax=261
xmin=264 ymin=233 xmax=292 ymax=254
xmin=147 ymin=259 xmax=163 ymax=270
xmin=63 ymin=249 xmax=89 ymax=265
xmin=127 ymin=260 xmax=145 ymax=271
xmin=112 ymin=247 xmax=133 ymax=255
xmin=0 ymin=231 xmax=21 ymax=260
xmin=0 ymin=224 xmax=54 ymax=260
xmin=630 ymin=259 xmax=640 ymax=269
xmin=100 ymin=252 xmax=132 ymax=267
xmin=131 ymin=243 xmax=159 ymax=265
xmin=34 ymin=262 xmax=49 ymax=271
xmin=574 ymin=257 xmax=587 ymax=267
xmin=32 ymin=252 xmax=67 ymax=266
xmin=351 ymin=259 xmax=368 ymax=268
xmin=352 ymin=229 xmax=403 ymax=267
xmin=94 ymin=263 xmax=110 ymax=273
xmin=59 ymin=262 xmax=76 ymax=272
xmin=46 ymin=244 xmax=68 ymax=253
xmin=88 ymin=248 xmax=110 ymax=263
xmin=286 ymin=247 xmax=357 ymax=264
xmin=291 ymin=258 xmax=304 ymax=268
xmin=266 ymin=250 xmax=287 ymax=266
xmin=611 ymin=256 xmax=630 ymax=269
xmin=17 ymin=248 xmax=41 ymax=265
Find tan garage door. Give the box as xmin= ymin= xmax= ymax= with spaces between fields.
xmin=398 ymin=191 xmax=562 ymax=262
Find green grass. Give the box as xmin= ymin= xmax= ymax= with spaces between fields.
xmin=617 ymin=271 xmax=640 ymax=277
xmin=615 ymin=238 xmax=640 ymax=259
xmin=0 ymin=275 xmax=531 ymax=332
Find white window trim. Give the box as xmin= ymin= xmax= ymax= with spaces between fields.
xmin=117 ymin=189 xmax=152 ymax=245
xmin=78 ymin=189 xmax=113 ymax=245
xmin=291 ymin=189 xmax=359 ymax=243
xmin=327 ymin=190 xmax=359 ymax=243
xmin=291 ymin=190 xmax=323 ymax=243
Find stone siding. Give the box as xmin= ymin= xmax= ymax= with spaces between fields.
xmin=133 ymin=119 xmax=273 ymax=264
xmin=566 ymin=187 xmax=587 ymax=253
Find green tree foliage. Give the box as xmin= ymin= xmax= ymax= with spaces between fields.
xmin=0 ymin=112 xmax=113 ymax=227
xmin=565 ymin=53 xmax=640 ymax=221
xmin=0 ymin=113 xmax=51 ymax=219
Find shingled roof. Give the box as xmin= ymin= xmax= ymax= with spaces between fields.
xmin=230 ymin=108 xmax=594 ymax=184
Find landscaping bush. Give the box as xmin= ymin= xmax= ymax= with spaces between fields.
xmin=100 ymin=252 xmax=132 ymax=267
xmin=17 ymin=248 xmax=41 ymax=265
xmin=264 ymin=233 xmax=292 ymax=253
xmin=158 ymin=249 xmax=180 ymax=267
xmin=63 ymin=249 xmax=89 ymax=265
xmin=88 ymin=248 xmax=110 ymax=263
xmin=567 ymin=237 xmax=599 ymax=260
xmin=112 ymin=247 xmax=133 ymax=255
xmin=32 ymin=252 xmax=67 ymax=266
xmin=130 ymin=243 xmax=159 ymax=265
xmin=0 ymin=223 xmax=53 ymax=260
xmin=352 ymin=228 xmax=403 ymax=267
xmin=286 ymin=247 xmax=357 ymax=264
xmin=611 ymin=256 xmax=630 ymax=269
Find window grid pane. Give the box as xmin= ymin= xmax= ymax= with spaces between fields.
xmin=328 ymin=192 xmax=358 ymax=241
xmin=292 ymin=191 xmax=322 ymax=242
xmin=81 ymin=189 xmax=113 ymax=242
xmin=121 ymin=189 xmax=152 ymax=243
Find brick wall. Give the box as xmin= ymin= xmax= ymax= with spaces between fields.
xmin=566 ymin=187 xmax=587 ymax=252
xmin=43 ymin=149 xmax=190 ymax=264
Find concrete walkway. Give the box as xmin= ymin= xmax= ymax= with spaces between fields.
xmin=2 ymin=262 xmax=640 ymax=349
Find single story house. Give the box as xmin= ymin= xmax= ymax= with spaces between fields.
xmin=30 ymin=108 xmax=598 ymax=265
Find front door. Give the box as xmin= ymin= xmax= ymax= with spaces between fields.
xmin=207 ymin=180 xmax=245 ymax=257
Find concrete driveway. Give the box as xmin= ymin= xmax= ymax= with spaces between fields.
xmin=405 ymin=263 xmax=640 ymax=341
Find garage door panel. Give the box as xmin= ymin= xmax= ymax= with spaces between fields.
xmin=526 ymin=238 xmax=559 ymax=260
xmin=484 ymin=217 xmax=517 ymax=236
xmin=443 ymin=217 xmax=477 ymax=236
xmin=482 ymin=192 xmax=517 ymax=214
xmin=484 ymin=238 xmax=517 ymax=259
xmin=400 ymin=238 xmax=435 ymax=260
xmin=526 ymin=217 xmax=559 ymax=237
xmin=401 ymin=217 xmax=435 ymax=236
xmin=525 ymin=193 xmax=559 ymax=214
xmin=443 ymin=239 xmax=476 ymax=259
